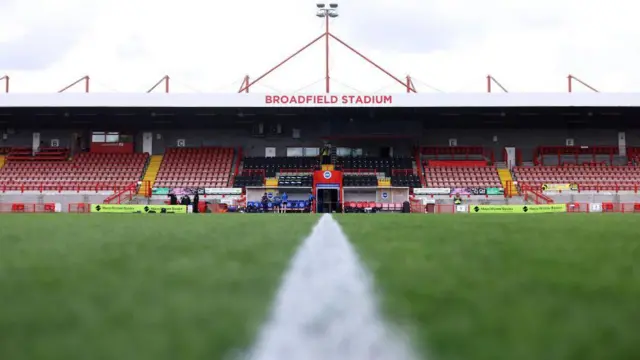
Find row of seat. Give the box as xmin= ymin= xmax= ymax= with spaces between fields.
xmin=336 ymin=157 xmax=413 ymax=173
xmin=0 ymin=153 xmax=147 ymax=186
xmin=424 ymin=166 xmax=502 ymax=188
xmin=243 ymin=157 xmax=319 ymax=177
xmin=6 ymin=147 xmax=70 ymax=161
xmin=344 ymin=202 xmax=406 ymax=212
xmin=154 ymin=147 xmax=235 ymax=188
xmin=513 ymin=165 xmax=640 ymax=186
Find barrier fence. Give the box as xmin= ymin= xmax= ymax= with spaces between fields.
xmin=2 ymin=202 xmax=640 ymax=214
xmin=0 ymin=203 xmax=59 ymax=213
xmin=1 ymin=183 xmax=135 ymax=193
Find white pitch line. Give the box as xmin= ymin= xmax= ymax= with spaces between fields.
xmin=245 ymin=214 xmax=419 ymax=360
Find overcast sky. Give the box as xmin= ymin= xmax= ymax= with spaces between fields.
xmin=0 ymin=0 xmax=637 ymax=93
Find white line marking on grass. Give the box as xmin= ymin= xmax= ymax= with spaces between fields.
xmin=246 ymin=214 xmax=419 ymax=360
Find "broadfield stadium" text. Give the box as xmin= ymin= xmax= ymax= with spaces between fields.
xmin=265 ymin=95 xmax=393 ymax=105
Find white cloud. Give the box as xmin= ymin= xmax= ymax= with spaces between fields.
xmin=1 ymin=0 xmax=639 ymax=93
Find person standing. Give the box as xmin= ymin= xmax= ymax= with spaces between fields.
xmin=272 ymin=192 xmax=282 ymax=213
xmin=281 ymin=191 xmax=288 ymax=213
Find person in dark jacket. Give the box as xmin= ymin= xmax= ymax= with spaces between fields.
xmin=169 ymin=193 xmax=178 ymax=205
xmin=193 ymin=193 xmax=200 ymax=213
xmin=261 ymin=192 xmax=269 ymax=213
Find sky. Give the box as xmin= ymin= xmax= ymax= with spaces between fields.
xmin=0 ymin=0 xmax=638 ymax=93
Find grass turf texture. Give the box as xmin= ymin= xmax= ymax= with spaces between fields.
xmin=0 ymin=214 xmax=320 ymax=360
xmin=0 ymin=214 xmax=638 ymax=360
xmin=339 ymin=214 xmax=640 ymax=360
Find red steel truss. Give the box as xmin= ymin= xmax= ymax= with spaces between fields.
xmin=146 ymin=75 xmax=170 ymax=93
xmin=58 ymin=76 xmax=90 ymax=93
xmin=486 ymin=75 xmax=508 ymax=93
xmin=237 ymin=16 xmax=417 ymax=93
xmin=0 ymin=75 xmax=9 ymax=93
xmin=567 ymin=74 xmax=598 ymax=93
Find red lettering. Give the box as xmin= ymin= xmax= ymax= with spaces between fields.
xmin=266 ymin=94 xmax=390 ymax=105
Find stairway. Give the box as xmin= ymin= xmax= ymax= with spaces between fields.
xmin=0 ymin=155 xmax=5 ymax=170
xmin=138 ymin=155 xmax=163 ymax=195
xmin=498 ymin=168 xmax=518 ymax=195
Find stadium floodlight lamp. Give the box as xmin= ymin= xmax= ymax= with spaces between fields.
xmin=328 ymin=10 xmax=338 ymax=17
xmin=316 ymin=3 xmax=325 ymax=8
xmin=329 ymin=3 xmax=338 ymax=8
xmin=316 ymin=10 xmax=326 ymax=17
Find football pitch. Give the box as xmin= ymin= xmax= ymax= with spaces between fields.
xmin=0 ymin=214 xmax=639 ymax=360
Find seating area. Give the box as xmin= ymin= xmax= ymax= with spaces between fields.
xmin=0 ymin=152 xmax=147 ymax=190
xmin=242 ymin=157 xmax=319 ymax=177
xmin=424 ymin=166 xmax=502 ymax=188
xmin=534 ymin=146 xmax=628 ymax=166
xmin=6 ymin=147 xmax=70 ymax=161
xmin=278 ymin=175 xmax=313 ymax=187
xmin=421 ymin=146 xmax=494 ymax=162
xmin=513 ymin=165 xmax=640 ymax=189
xmin=390 ymin=171 xmax=422 ymax=188
xmin=154 ymin=147 xmax=234 ymax=188
xmin=233 ymin=172 xmax=265 ymax=187
xmin=336 ymin=156 xmax=414 ymax=175
xmin=343 ymin=201 xmax=405 ymax=213
xmin=343 ymin=174 xmax=378 ymax=187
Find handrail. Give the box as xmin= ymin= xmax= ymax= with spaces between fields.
xmin=521 ymin=184 xmax=554 ymax=204
xmin=103 ymin=182 xmax=138 ymax=204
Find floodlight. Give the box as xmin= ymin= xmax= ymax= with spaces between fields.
xmin=328 ymin=11 xmax=338 ymax=17
xmin=316 ymin=10 xmax=326 ymax=17
xmin=329 ymin=3 xmax=338 ymax=8
xmin=316 ymin=3 xmax=325 ymax=8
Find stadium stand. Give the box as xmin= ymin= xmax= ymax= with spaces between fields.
xmin=390 ymin=171 xmax=422 ymax=188
xmin=232 ymin=171 xmax=265 ymax=187
xmin=343 ymin=174 xmax=378 ymax=187
xmin=0 ymin=152 xmax=147 ymax=190
xmin=424 ymin=165 xmax=502 ymax=188
xmin=343 ymin=201 xmax=404 ymax=213
xmin=242 ymin=157 xmax=318 ymax=177
xmin=154 ymin=147 xmax=234 ymax=188
xmin=278 ymin=175 xmax=313 ymax=187
xmin=336 ymin=156 xmax=414 ymax=174
xmin=513 ymin=165 xmax=640 ymax=190
xmin=534 ymin=146 xmax=628 ymax=166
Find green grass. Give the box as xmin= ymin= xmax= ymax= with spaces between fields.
xmin=339 ymin=214 xmax=640 ymax=360
xmin=1 ymin=213 xmax=639 ymax=360
xmin=0 ymin=214 xmax=319 ymax=360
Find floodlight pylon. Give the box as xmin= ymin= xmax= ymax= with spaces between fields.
xmin=238 ymin=12 xmax=417 ymax=93
xmin=58 ymin=76 xmax=90 ymax=93
xmin=567 ymin=74 xmax=598 ymax=92
xmin=486 ymin=75 xmax=508 ymax=93
xmin=0 ymin=75 xmax=8 ymax=93
xmin=147 ymin=75 xmax=170 ymax=93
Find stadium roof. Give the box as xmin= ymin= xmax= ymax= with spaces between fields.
xmin=1 ymin=93 xmax=640 ymax=108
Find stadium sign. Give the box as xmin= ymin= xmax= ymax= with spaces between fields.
xmin=90 ymin=204 xmax=188 ymax=213
xmin=470 ymin=204 xmax=566 ymax=214
xmin=541 ymin=183 xmax=578 ymax=191
xmin=2 ymin=93 xmax=640 ymax=108
xmin=203 ymin=188 xmax=242 ymax=195
xmin=415 ymin=187 xmax=503 ymax=196
xmin=415 ymin=188 xmax=450 ymax=195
